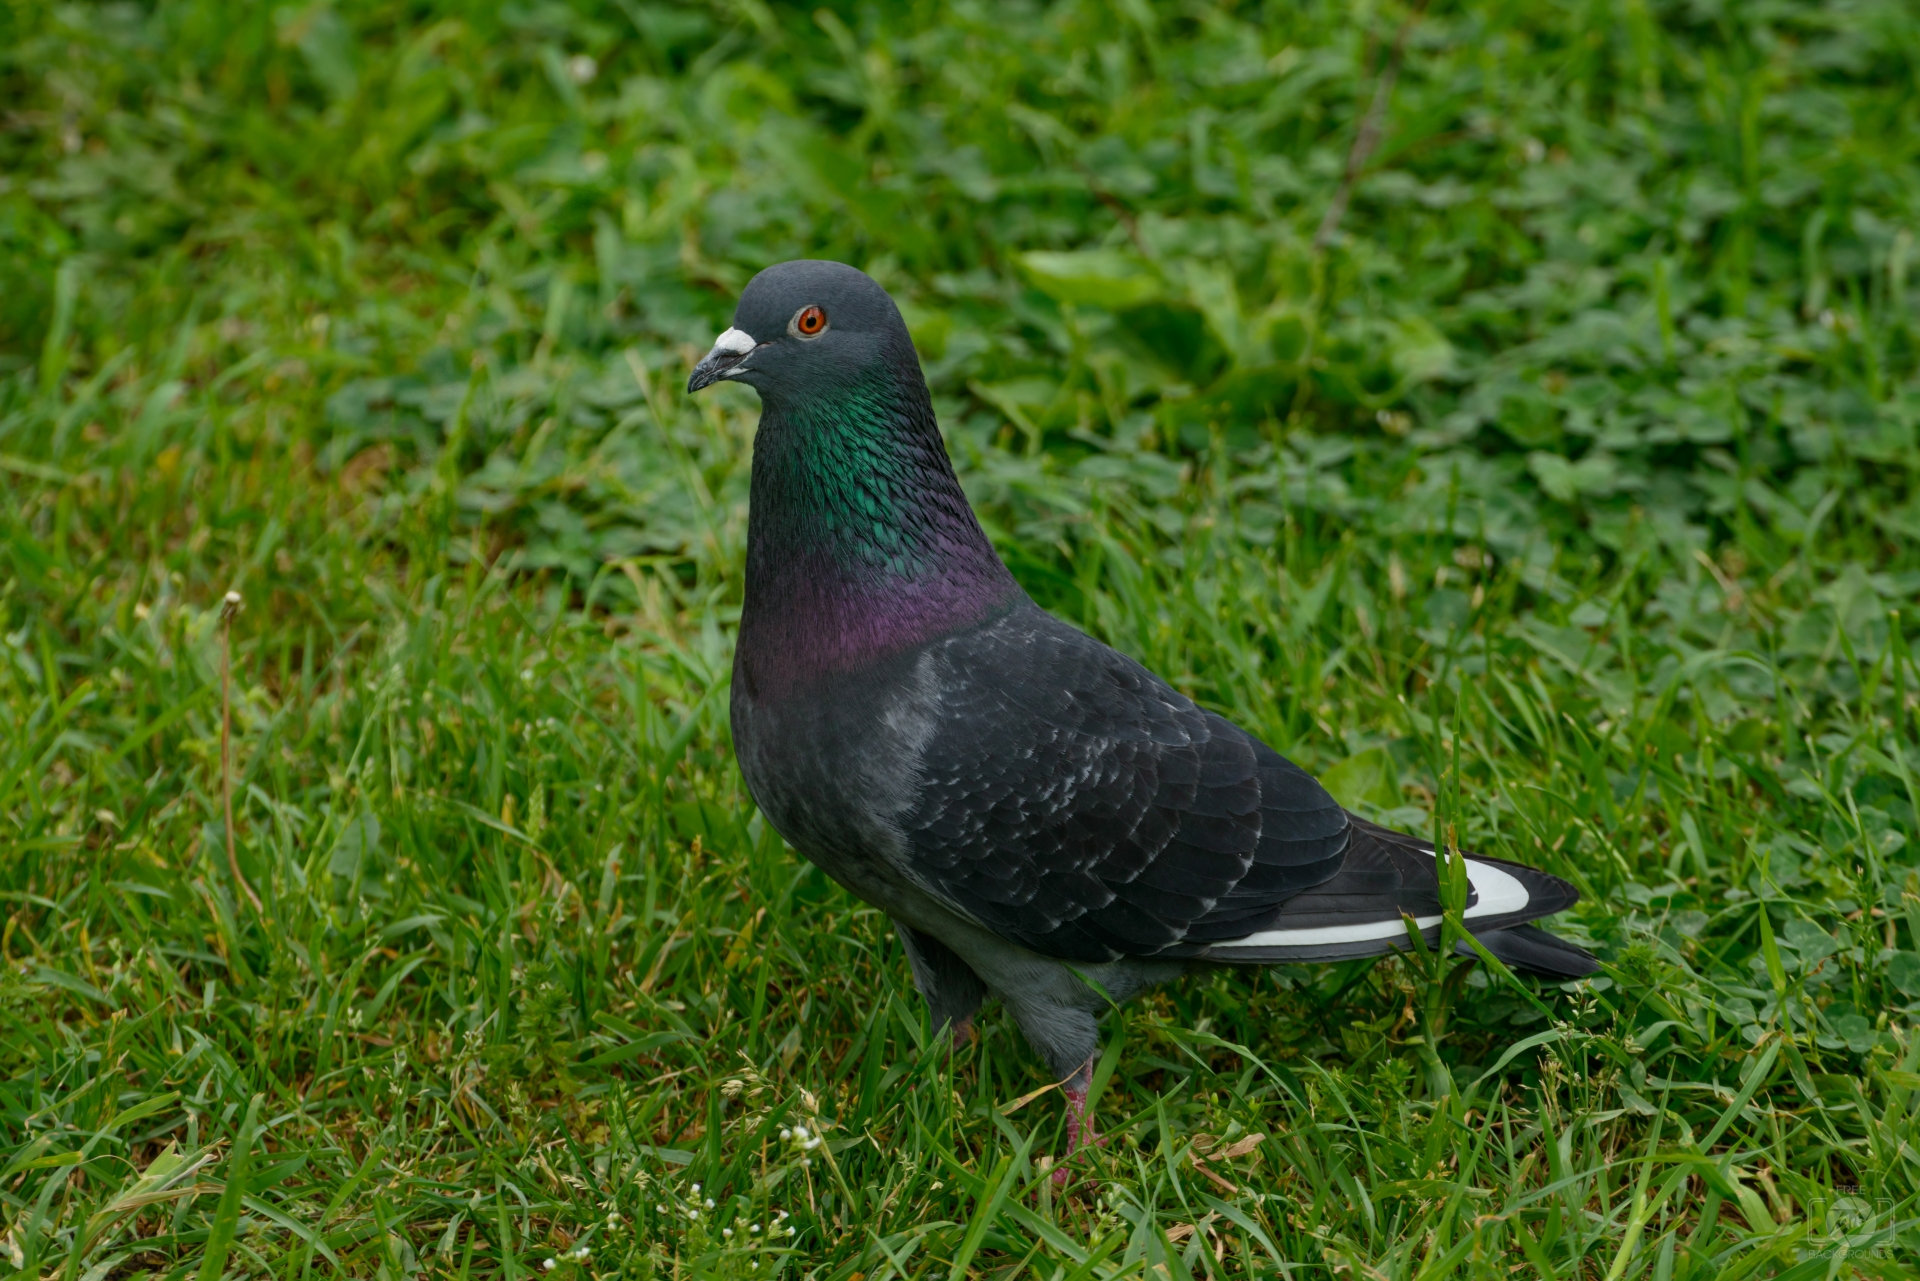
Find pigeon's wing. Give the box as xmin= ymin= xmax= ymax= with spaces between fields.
xmin=901 ymin=607 xmax=1350 ymax=962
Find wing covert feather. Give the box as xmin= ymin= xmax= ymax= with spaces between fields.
xmin=901 ymin=608 xmax=1348 ymax=962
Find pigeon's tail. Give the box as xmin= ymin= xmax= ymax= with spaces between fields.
xmin=1199 ymin=814 xmax=1596 ymax=973
xmin=1455 ymin=923 xmax=1599 ymax=978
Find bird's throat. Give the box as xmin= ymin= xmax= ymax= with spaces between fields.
xmin=737 ymin=376 xmax=1020 ymax=697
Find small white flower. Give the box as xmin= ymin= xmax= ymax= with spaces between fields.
xmin=704 ymin=1198 xmax=714 ymax=1209
xmin=688 ymin=1209 xmax=699 ymax=1220
xmin=780 ymin=1128 xmax=791 ymax=1141
xmin=786 ymin=1225 xmax=797 ymax=1236
xmin=543 ymin=1260 xmax=556 ymax=1272
xmin=566 ymin=53 xmax=598 ymax=84
xmin=750 ymin=1224 xmax=760 ymax=1233
xmin=655 ymin=1204 xmax=666 ymax=1214
xmin=691 ymin=1183 xmax=700 ymax=1194
xmin=792 ymin=1125 xmax=808 ymax=1141
xmin=722 ymin=1228 xmax=733 ymax=1238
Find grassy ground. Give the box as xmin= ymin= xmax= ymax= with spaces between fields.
xmin=4 ymin=0 xmax=1920 ymax=1277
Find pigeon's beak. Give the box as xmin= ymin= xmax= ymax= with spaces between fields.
xmin=687 ymin=327 xmax=759 ymax=393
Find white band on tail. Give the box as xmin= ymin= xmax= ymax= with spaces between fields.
xmin=1217 ymin=858 xmax=1532 ymax=949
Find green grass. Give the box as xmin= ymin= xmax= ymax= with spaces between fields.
xmin=4 ymin=0 xmax=1920 ymax=1276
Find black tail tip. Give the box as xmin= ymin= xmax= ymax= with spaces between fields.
xmin=1461 ymin=923 xmax=1601 ymax=979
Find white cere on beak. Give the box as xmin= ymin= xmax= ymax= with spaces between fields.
xmin=688 ymin=324 xmax=766 ymax=392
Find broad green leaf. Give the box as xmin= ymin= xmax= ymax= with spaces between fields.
xmin=1017 ymin=250 xmax=1163 ymax=309
xmin=1386 ymin=314 xmax=1455 ymax=383
xmin=1319 ymin=747 xmax=1399 ymax=811
xmin=1887 ymin=951 xmax=1920 ymax=997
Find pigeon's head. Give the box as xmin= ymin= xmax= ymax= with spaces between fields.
xmin=686 ymin=260 xmax=916 ymax=405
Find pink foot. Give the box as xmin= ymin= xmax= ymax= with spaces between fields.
xmin=1065 ymin=1084 xmax=1096 ymax=1152
xmin=1052 ymin=1059 xmax=1102 ymax=1185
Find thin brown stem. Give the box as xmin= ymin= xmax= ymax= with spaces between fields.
xmin=1088 ymin=183 xmax=1151 ymax=260
xmin=1314 ymin=1 xmax=1427 ymax=251
xmin=221 ymin=591 xmax=262 ymax=915
xmin=1291 ymin=2 xmax=1429 ymax=423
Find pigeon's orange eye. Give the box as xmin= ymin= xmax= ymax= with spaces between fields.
xmin=794 ymin=305 xmax=828 ymax=337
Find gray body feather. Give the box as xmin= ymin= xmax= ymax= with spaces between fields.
xmin=734 ymin=602 xmax=1590 ymax=1083
xmin=733 ymin=605 xmax=1187 ymax=1079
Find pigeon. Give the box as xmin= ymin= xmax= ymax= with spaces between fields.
xmin=688 ymin=259 xmax=1597 ymax=1158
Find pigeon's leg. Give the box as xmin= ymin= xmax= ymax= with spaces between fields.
xmin=1005 ymin=1000 xmax=1104 ymax=1182
xmin=894 ymin=923 xmax=987 ymax=1044
xmin=1062 ymin=1053 xmax=1099 ymax=1153
xmin=1043 ymin=1055 xmax=1104 ymax=1186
